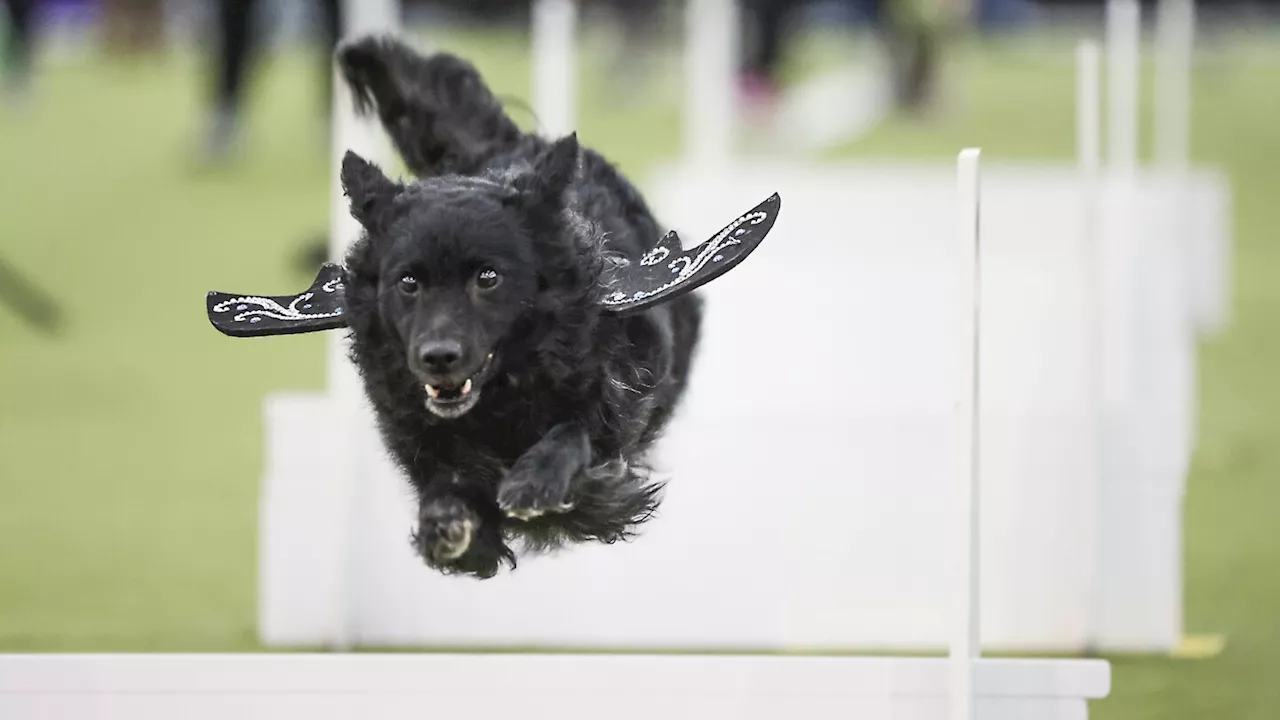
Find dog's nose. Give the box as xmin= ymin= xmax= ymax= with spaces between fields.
xmin=417 ymin=340 xmax=465 ymax=373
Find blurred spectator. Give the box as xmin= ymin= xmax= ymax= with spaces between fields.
xmin=739 ymin=0 xmax=797 ymax=112
xmin=591 ymin=0 xmax=668 ymax=95
xmin=102 ymin=0 xmax=165 ymax=54
xmin=199 ymin=0 xmax=344 ymax=163
xmin=1 ymin=0 xmax=36 ymax=103
xmin=739 ymin=0 xmax=938 ymax=114
xmin=866 ymin=0 xmax=938 ymax=111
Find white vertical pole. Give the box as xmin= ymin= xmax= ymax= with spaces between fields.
xmin=329 ymin=0 xmax=402 ymax=266
xmin=1155 ymin=0 xmax=1194 ymax=169
xmin=1106 ymin=0 xmax=1141 ymax=176
xmin=329 ymin=0 xmax=402 ymax=391
xmin=1154 ymin=3 xmax=1196 ymax=630
xmin=531 ymin=0 xmax=578 ymax=138
xmin=328 ymin=0 xmax=402 ymax=652
xmin=1077 ymin=42 xmax=1102 ymax=177
xmin=1099 ymin=1 xmax=1143 ymax=653
xmin=684 ymin=0 xmax=738 ymax=170
xmin=1076 ymin=39 xmax=1104 ymax=653
xmin=1103 ymin=0 xmax=1140 ymax=404
xmin=950 ymin=147 xmax=982 ymax=720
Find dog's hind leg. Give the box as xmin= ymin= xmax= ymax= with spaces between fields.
xmin=498 ymin=424 xmax=664 ymax=548
xmin=335 ymin=35 xmax=525 ymax=177
xmin=496 ymin=423 xmax=590 ymax=521
xmin=538 ymin=457 xmax=665 ymax=546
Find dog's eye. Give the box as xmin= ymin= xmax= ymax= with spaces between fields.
xmin=398 ymin=274 xmax=418 ymax=293
xmin=476 ymin=267 xmax=501 ymax=290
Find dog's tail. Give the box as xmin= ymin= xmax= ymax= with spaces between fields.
xmin=336 ymin=35 xmax=525 ymax=177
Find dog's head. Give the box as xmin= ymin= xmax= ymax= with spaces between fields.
xmin=339 ymin=135 xmax=588 ymax=420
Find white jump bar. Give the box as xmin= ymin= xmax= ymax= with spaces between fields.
xmin=0 ymin=654 xmax=1109 ymax=719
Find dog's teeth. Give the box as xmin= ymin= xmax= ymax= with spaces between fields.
xmin=425 ymin=384 xmax=439 ymax=399
xmin=461 ymin=378 xmax=473 ymax=395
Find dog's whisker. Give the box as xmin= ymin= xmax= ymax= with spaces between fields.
xmin=607 ymin=376 xmax=641 ymax=395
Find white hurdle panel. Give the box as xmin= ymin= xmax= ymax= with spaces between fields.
xmin=0 ymin=151 xmax=1111 ymax=720
xmin=249 ymin=0 xmax=1231 ymax=656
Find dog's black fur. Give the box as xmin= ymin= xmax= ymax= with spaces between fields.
xmin=333 ymin=36 xmax=703 ymax=579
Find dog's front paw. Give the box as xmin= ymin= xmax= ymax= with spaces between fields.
xmin=497 ymin=462 xmax=574 ymax=521
xmin=414 ymin=497 xmax=477 ymax=565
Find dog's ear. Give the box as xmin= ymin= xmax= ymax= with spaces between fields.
xmin=341 ymin=150 xmax=401 ymax=231
xmin=514 ymin=133 xmax=579 ymax=209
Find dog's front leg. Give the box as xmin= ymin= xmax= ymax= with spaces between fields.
xmin=414 ymin=481 xmax=507 ymax=578
xmin=497 ymin=423 xmax=591 ymax=520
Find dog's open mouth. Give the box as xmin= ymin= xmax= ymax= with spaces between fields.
xmin=422 ymin=352 xmax=494 ymax=419
xmin=423 ymin=378 xmax=475 ymax=403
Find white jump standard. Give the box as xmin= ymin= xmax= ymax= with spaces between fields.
xmin=0 ymin=149 xmax=1111 ymax=720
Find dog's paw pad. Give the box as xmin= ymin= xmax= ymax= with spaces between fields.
xmin=416 ymin=501 xmax=476 ymax=564
xmin=433 ymin=516 xmax=473 ymax=561
xmin=500 ymin=504 xmax=572 ymax=521
xmin=496 ymin=477 xmax=574 ymax=521
xmin=504 ymin=507 xmax=543 ymax=521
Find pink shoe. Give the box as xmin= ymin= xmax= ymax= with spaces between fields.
xmin=737 ymin=72 xmax=780 ymax=117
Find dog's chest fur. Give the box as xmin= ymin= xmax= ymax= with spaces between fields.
xmin=350 ymin=313 xmax=670 ymax=494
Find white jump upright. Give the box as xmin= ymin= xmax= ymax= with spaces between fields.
xmin=1151 ymin=0 xmax=1229 ymax=342
xmin=1074 ymin=39 xmax=1107 ymax=654
xmin=949 ymin=148 xmax=983 ymax=720
xmin=1076 ymin=42 xmax=1102 ymax=179
xmin=1106 ymin=0 xmax=1140 ymax=176
xmin=683 ymin=0 xmax=738 ymax=170
xmin=318 ymin=0 xmax=402 ymax=652
xmin=1155 ymin=0 xmax=1195 ymax=170
xmin=531 ymin=0 xmax=578 ymax=138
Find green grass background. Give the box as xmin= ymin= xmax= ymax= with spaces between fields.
xmin=1 ymin=23 xmax=1278 ymax=718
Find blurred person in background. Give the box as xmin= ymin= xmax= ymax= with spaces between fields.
xmin=1 ymin=0 xmax=36 ymax=103
xmin=198 ymin=0 xmax=344 ymax=163
xmin=739 ymin=0 xmax=939 ymax=115
xmin=739 ymin=0 xmax=796 ymax=112
xmin=590 ymin=0 xmax=669 ymax=99
xmin=196 ymin=0 xmax=355 ymax=279
xmin=101 ymin=0 xmax=165 ymax=54
xmin=871 ymin=0 xmax=941 ymax=111
xmin=4 ymin=0 xmax=169 ymax=107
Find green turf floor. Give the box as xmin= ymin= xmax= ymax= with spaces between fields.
xmin=1 ymin=25 xmax=1277 ymax=718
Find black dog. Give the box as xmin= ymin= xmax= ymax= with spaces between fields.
xmin=333 ymin=36 xmax=703 ymax=579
